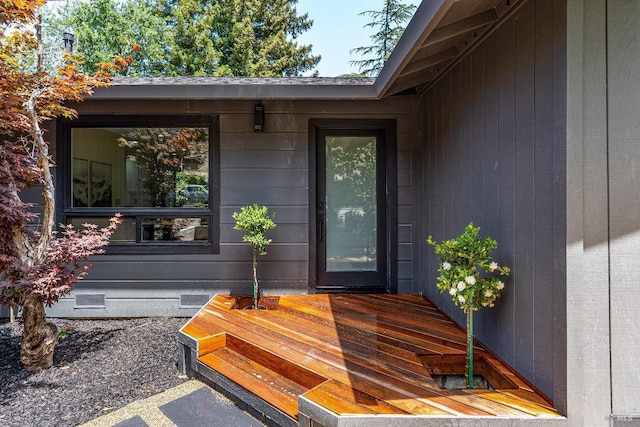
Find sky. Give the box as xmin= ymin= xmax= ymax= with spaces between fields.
xmin=296 ymin=0 xmax=420 ymax=77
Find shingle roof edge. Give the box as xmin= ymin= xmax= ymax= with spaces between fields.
xmin=89 ymin=77 xmax=379 ymax=100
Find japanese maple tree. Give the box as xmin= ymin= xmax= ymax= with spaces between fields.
xmin=0 ymin=0 xmax=134 ymax=370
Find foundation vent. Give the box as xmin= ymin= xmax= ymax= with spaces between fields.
xmin=75 ymin=294 xmax=106 ymax=309
xmin=180 ymin=294 xmax=210 ymax=308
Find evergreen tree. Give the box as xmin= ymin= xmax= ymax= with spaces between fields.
xmin=46 ymin=0 xmax=320 ymax=77
xmin=218 ymin=0 xmax=319 ymax=76
xmin=154 ymin=0 xmax=230 ymax=76
xmin=350 ymin=0 xmax=416 ymax=76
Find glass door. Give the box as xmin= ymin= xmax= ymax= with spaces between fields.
xmin=316 ymin=129 xmax=387 ymax=292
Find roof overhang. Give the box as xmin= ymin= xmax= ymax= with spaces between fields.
xmin=90 ymin=77 xmax=378 ymax=101
xmin=87 ymin=1 xmax=523 ymax=102
xmin=375 ymin=0 xmax=525 ymax=97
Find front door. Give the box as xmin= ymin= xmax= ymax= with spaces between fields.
xmin=315 ymin=127 xmax=388 ymax=293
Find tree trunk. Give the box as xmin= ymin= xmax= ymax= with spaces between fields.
xmin=20 ymin=296 xmax=58 ymax=371
xmin=466 ymin=308 xmax=474 ymax=389
xmin=252 ymin=248 xmax=258 ymax=309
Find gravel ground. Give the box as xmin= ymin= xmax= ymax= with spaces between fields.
xmin=0 ymin=317 xmax=189 ymax=427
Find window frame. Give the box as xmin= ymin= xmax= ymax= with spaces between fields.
xmin=56 ymin=115 xmax=220 ymax=254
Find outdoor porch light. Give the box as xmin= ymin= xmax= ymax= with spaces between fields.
xmin=62 ymin=32 xmax=75 ymax=53
xmin=254 ymin=104 xmax=265 ymax=132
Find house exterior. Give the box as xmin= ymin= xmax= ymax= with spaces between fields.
xmin=2 ymin=0 xmax=638 ymax=425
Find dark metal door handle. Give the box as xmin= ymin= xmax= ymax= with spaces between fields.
xmin=318 ymin=214 xmax=324 ymax=242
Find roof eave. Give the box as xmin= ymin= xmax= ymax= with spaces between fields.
xmin=374 ymin=0 xmax=457 ymax=98
xmin=88 ymin=78 xmax=379 ymax=101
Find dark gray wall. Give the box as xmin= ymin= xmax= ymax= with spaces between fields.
xmin=415 ymin=0 xmax=566 ymax=407
xmin=45 ymin=98 xmax=416 ymax=318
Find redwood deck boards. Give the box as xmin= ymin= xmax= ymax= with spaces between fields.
xmin=180 ymin=294 xmax=562 ymax=422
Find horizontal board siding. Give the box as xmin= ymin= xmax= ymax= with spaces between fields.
xmin=222 ymin=169 xmax=308 ymax=187
xmin=417 ymin=0 xmax=565 ymax=404
xmin=220 ymin=224 xmax=307 ymax=244
xmin=51 ymin=97 xmax=416 ymax=317
xmin=220 ymin=206 xmax=307 ymax=224
xmin=88 ymin=261 xmax=308 ymax=281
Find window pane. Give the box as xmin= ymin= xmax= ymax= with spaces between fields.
xmin=325 ymin=136 xmax=377 ymax=272
xmin=69 ymin=217 xmax=136 ymax=243
xmin=141 ymin=218 xmax=209 ymax=242
xmin=71 ymin=127 xmax=209 ymax=208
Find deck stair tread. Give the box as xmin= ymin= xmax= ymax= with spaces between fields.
xmin=194 ymin=307 xmax=454 ymax=405
xmin=199 ymin=350 xmax=302 ymax=418
xmin=207 ymin=306 xmax=445 ymax=388
xmin=181 ymin=294 xmax=563 ymax=422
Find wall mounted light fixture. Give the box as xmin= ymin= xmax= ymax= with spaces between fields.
xmin=254 ymin=104 xmax=265 ymax=132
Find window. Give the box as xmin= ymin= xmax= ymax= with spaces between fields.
xmin=58 ymin=115 xmax=220 ymax=253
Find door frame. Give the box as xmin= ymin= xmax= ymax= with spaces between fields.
xmin=308 ymin=119 xmax=397 ymax=294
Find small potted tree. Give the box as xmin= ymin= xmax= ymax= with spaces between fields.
xmin=427 ymin=223 xmax=510 ymax=389
xmin=232 ymin=204 xmax=276 ymax=309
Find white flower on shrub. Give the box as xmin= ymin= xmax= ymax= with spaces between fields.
xmin=427 ymin=223 xmax=511 ymax=390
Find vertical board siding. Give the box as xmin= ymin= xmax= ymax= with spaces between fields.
xmin=607 ymin=1 xmax=640 ymax=416
xmin=483 ymin=31 xmax=499 ymax=350
xmin=551 ymin=0 xmax=566 ymax=415
xmin=532 ymin=0 xmax=556 ymax=394
xmin=496 ymin=13 xmax=517 ymax=368
xmin=47 ymin=98 xmax=416 ymax=317
xmin=513 ymin=0 xmax=536 ymax=386
xmin=418 ymin=0 xmax=565 ymax=402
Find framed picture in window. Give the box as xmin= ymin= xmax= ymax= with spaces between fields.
xmin=72 ymin=158 xmax=89 ymax=207
xmin=89 ymin=161 xmax=112 ymax=207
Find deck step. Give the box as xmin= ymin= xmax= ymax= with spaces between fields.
xmin=303 ymin=380 xmax=408 ymax=415
xmin=181 ymin=295 xmax=563 ymax=421
xmin=198 ymin=334 xmax=327 ymax=419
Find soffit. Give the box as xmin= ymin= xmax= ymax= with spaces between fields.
xmin=375 ymin=0 xmax=524 ymax=97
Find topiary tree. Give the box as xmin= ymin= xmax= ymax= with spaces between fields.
xmin=0 ymin=0 xmax=132 ymax=370
xmin=427 ymin=223 xmax=510 ymax=389
xmin=232 ymin=204 xmax=276 ymax=309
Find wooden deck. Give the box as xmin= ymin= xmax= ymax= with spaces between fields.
xmin=179 ymin=294 xmax=563 ymax=426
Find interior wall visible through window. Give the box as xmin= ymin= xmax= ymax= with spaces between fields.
xmin=58 ymin=115 xmax=220 ymax=254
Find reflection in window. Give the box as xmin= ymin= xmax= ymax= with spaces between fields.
xmin=325 ymin=136 xmax=377 ymax=271
xmin=141 ymin=218 xmax=209 ymax=242
xmin=71 ymin=127 xmax=209 ymax=208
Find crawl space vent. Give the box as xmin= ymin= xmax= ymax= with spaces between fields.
xmin=75 ymin=294 xmax=106 ymax=309
xmin=180 ymin=294 xmax=210 ymax=308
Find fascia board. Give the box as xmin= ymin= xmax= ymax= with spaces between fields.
xmin=374 ymin=0 xmax=456 ymax=97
